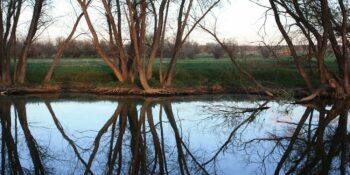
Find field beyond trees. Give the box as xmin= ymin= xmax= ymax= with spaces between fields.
xmin=22 ymin=55 xmax=336 ymax=91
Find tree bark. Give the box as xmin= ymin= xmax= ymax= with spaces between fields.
xmin=339 ymin=0 xmax=349 ymax=93
xmin=0 ymin=0 xmax=22 ymax=85
xmin=77 ymin=0 xmax=124 ymax=82
xmin=102 ymin=0 xmax=128 ymax=79
xmin=44 ymin=13 xmax=83 ymax=82
xmin=164 ymin=0 xmax=220 ymax=87
xmin=15 ymin=0 xmax=44 ymax=84
xmin=145 ymin=0 xmax=168 ymax=80
xmin=269 ymin=0 xmax=314 ymax=91
xmin=164 ymin=0 xmax=191 ymax=87
xmin=125 ymin=0 xmax=151 ymax=90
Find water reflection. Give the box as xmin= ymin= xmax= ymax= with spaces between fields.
xmin=0 ymin=97 xmax=213 ymax=174
xmin=0 ymin=96 xmax=349 ymax=174
xmin=204 ymin=100 xmax=350 ymax=175
xmin=263 ymin=101 xmax=350 ymax=175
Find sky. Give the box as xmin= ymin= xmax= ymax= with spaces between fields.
xmin=22 ymin=0 xmax=279 ymax=45
xmin=191 ymin=0 xmax=278 ymax=44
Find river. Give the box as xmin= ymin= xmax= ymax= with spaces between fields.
xmin=0 ymin=94 xmax=348 ymax=174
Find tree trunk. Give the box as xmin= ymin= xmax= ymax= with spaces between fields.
xmin=15 ymin=0 xmax=44 ymax=84
xmin=77 ymin=0 xmax=124 ymax=82
xmin=15 ymin=46 xmax=30 ymax=84
xmin=338 ymin=0 xmax=349 ymax=94
xmin=139 ymin=69 xmax=151 ymax=91
xmin=295 ymin=59 xmax=314 ymax=91
xmin=145 ymin=0 xmax=169 ymax=80
xmin=269 ymin=0 xmax=314 ymax=92
xmin=164 ymin=47 xmax=181 ymax=87
xmin=0 ymin=51 xmax=4 ymax=84
xmin=44 ymin=13 xmax=83 ymax=83
xmin=4 ymin=53 xmax=11 ymax=84
xmin=0 ymin=2 xmax=3 ymax=84
xmin=163 ymin=0 xmax=188 ymax=87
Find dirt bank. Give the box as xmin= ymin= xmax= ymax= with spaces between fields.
xmin=0 ymin=83 xmax=308 ymax=98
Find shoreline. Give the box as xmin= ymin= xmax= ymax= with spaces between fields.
xmin=0 ymin=83 xmax=309 ymax=98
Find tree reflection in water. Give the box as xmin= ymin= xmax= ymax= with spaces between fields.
xmin=203 ymin=100 xmax=349 ymax=175
xmin=0 ymin=97 xmax=349 ymax=174
xmin=1 ymin=99 xmax=51 ymax=174
xmin=269 ymin=101 xmax=350 ymax=175
xmin=0 ymin=98 xmax=214 ymax=174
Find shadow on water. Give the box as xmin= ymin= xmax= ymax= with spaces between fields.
xmin=0 ymin=95 xmax=349 ymax=174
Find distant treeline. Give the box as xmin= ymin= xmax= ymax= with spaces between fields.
xmin=21 ymin=38 xmax=293 ymax=59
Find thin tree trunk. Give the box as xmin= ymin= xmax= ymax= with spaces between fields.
xmin=4 ymin=53 xmax=11 ymax=84
xmin=338 ymin=0 xmax=349 ymax=93
xmin=145 ymin=0 xmax=168 ymax=80
xmin=158 ymin=1 xmax=170 ymax=84
xmin=77 ymin=0 xmax=124 ymax=82
xmin=164 ymin=0 xmax=219 ymax=87
xmin=125 ymin=0 xmax=152 ymax=90
xmin=269 ymin=0 xmax=314 ymax=92
xmin=44 ymin=13 xmax=83 ymax=82
xmin=0 ymin=2 xmax=3 ymax=83
xmin=163 ymin=0 xmax=188 ymax=87
xmin=102 ymin=0 xmax=128 ymax=79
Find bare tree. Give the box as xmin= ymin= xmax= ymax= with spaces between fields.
xmin=75 ymin=0 xmax=221 ymax=91
xmin=201 ymin=25 xmax=274 ymax=97
xmin=0 ymin=0 xmax=23 ymax=84
xmin=265 ymin=0 xmax=350 ymax=98
xmin=14 ymin=0 xmax=48 ymax=84
xmin=76 ymin=0 xmax=169 ymax=91
xmin=43 ymin=12 xmax=84 ymax=82
xmin=163 ymin=0 xmax=221 ymax=87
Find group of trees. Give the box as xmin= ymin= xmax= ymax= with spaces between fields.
xmin=0 ymin=0 xmax=47 ymax=84
xmin=1 ymin=0 xmax=349 ymax=97
xmin=18 ymin=39 xmax=220 ymax=59
xmin=1 ymin=0 xmax=222 ymax=91
xmin=266 ymin=0 xmax=350 ymax=98
xmin=75 ymin=0 xmax=222 ymax=91
xmin=24 ymin=38 xmax=294 ymax=60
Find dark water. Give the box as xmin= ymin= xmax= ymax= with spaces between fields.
xmin=0 ymin=94 xmax=349 ymax=175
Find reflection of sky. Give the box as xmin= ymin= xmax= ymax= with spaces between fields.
xmin=3 ymin=96 xmax=348 ymax=174
xmin=171 ymin=101 xmax=308 ymax=175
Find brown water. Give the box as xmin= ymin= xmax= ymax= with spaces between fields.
xmin=0 ymin=94 xmax=348 ymax=174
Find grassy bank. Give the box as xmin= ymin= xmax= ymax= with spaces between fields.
xmin=23 ymin=55 xmax=336 ymax=89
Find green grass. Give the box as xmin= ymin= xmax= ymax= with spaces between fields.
xmin=23 ymin=55 xmax=340 ymax=88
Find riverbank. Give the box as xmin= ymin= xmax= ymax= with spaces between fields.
xmin=1 ymin=56 xmax=328 ymax=98
xmin=23 ymin=57 xmax=311 ymax=88
xmin=0 ymin=83 xmax=309 ymax=98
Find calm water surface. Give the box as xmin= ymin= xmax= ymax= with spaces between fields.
xmin=0 ymin=94 xmax=349 ymax=174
